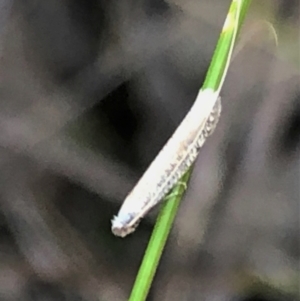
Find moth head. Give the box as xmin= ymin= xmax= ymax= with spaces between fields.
xmin=111 ymin=213 xmax=141 ymax=238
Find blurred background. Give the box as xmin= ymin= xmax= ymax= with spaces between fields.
xmin=0 ymin=0 xmax=299 ymax=300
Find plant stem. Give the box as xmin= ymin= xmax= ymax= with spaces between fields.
xmin=128 ymin=1 xmax=252 ymax=301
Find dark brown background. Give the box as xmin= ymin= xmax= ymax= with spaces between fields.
xmin=0 ymin=0 xmax=299 ymax=300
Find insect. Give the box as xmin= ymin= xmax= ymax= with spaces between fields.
xmin=112 ymin=90 xmax=221 ymax=237
xmin=111 ymin=21 xmax=277 ymax=238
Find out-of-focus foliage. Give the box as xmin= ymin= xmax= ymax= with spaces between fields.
xmin=0 ymin=1 xmax=299 ymax=300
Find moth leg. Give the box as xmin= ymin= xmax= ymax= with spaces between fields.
xmin=164 ymin=181 xmax=187 ymax=201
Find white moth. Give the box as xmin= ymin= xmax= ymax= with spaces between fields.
xmin=112 ymin=89 xmax=221 ymax=237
